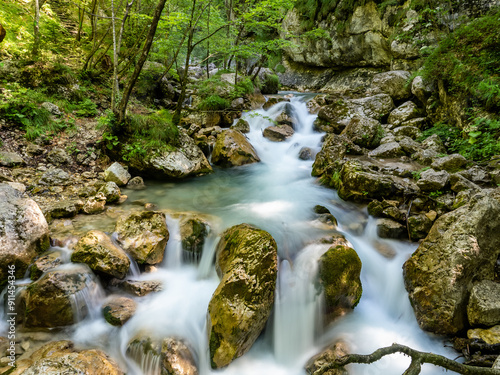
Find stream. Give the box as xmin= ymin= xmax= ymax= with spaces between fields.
xmin=4 ymin=93 xmax=458 ymax=374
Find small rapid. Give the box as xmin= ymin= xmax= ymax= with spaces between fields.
xmin=2 ymin=93 xmax=457 ymax=374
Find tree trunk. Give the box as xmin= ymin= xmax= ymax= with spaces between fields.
xmin=0 ymin=23 xmax=6 ymax=43
xmin=115 ymin=0 xmax=169 ymax=124
xmin=33 ymin=0 xmax=40 ymax=58
xmin=111 ymin=0 xmax=119 ymax=112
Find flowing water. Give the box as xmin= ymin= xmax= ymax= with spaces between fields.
xmin=3 ymin=93 xmax=458 ymax=374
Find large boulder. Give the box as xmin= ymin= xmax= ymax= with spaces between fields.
xmin=104 ymin=162 xmax=131 ymax=186
xmin=211 ymin=129 xmax=260 ymax=167
xmin=263 ymin=125 xmax=294 ymax=142
xmin=115 ymin=211 xmax=169 ymax=265
xmin=349 ymin=94 xmax=395 ymax=120
xmin=311 ymin=133 xmax=347 ymax=183
xmin=127 ymin=336 xmax=198 ymax=375
xmin=102 ymin=296 xmax=137 ymax=326
xmin=416 ymin=169 xmax=450 ymax=192
xmin=21 ymin=265 xmax=99 ymax=328
xmin=371 ymin=70 xmax=412 ymax=101
xmin=0 ymin=183 xmax=50 ymax=286
xmin=318 ymin=241 xmax=362 ymax=325
xmin=337 ymin=160 xmax=419 ymax=202
xmin=71 ymin=230 xmax=130 ymax=279
xmin=22 ymin=340 xmax=124 ymax=375
xmin=341 ymin=115 xmax=383 ymax=149
xmin=128 ymin=130 xmax=213 ymax=178
xmin=403 ymin=194 xmax=500 ymax=335
xmin=208 ymin=224 xmax=278 ymax=368
xmin=387 ymin=101 xmax=421 ymax=128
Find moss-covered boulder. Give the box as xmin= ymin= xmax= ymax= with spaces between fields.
xmin=403 ymin=194 xmax=500 ymax=335
xmin=115 ymin=211 xmax=169 ymax=265
xmin=336 ymin=160 xmax=419 ymax=202
xmin=318 ymin=242 xmax=362 ymax=325
xmin=97 ymin=181 xmax=121 ymax=203
xmin=22 ymin=340 xmax=124 ymax=375
xmin=127 ymin=336 xmax=198 ymax=375
xmin=22 ymin=265 xmax=99 ymax=328
xmin=211 ymin=129 xmax=260 ymax=167
xmin=104 ymin=162 xmax=131 ymax=186
xmin=341 ymin=115 xmax=383 ymax=149
xmin=208 ymin=224 xmax=278 ymax=369
xmin=0 ymin=183 xmax=50 ymax=287
xmin=102 ymin=296 xmax=137 ymax=326
xmin=71 ymin=230 xmax=130 ymax=279
xmin=180 ymin=216 xmax=209 ymax=263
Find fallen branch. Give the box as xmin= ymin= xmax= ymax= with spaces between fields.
xmin=319 ymin=343 xmax=500 ymax=375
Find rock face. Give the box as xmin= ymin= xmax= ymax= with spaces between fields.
xmin=115 ymin=211 xmax=169 ymax=265
xmin=22 ymin=265 xmax=99 ymax=328
xmin=318 ymin=242 xmax=362 ymax=324
xmin=0 ymin=183 xmax=50 ymax=286
xmin=208 ymin=224 xmax=278 ymax=368
xmin=129 ymin=130 xmax=213 ymax=179
xmin=467 ymin=280 xmax=500 ymax=327
xmin=104 ymin=162 xmax=131 ymax=186
xmin=211 ymin=129 xmax=260 ymax=167
xmin=71 ymin=230 xmax=130 ymax=279
xmin=22 ymin=340 xmax=123 ymax=375
xmin=403 ymin=194 xmax=500 ymax=335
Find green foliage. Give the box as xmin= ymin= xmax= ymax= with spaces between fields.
xmin=197 ymin=95 xmax=231 ymax=111
xmin=429 ymin=190 xmax=443 ymax=198
xmin=411 ymin=167 xmax=430 ymax=180
xmin=74 ymin=98 xmax=98 ymax=117
xmin=420 ymin=8 xmax=500 ymax=110
xmin=231 ymin=78 xmax=254 ymax=99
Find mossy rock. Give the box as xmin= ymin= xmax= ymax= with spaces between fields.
xmin=318 ymin=243 xmax=362 ymax=325
xmin=208 ymin=223 xmax=278 ymax=369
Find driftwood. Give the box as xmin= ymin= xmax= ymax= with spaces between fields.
xmin=318 ymin=343 xmax=500 ymax=375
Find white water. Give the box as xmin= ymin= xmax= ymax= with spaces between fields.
xmin=2 ymin=93 xmax=458 ymax=374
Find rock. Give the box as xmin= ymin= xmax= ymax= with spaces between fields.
xmin=408 ymin=214 xmax=434 ymax=241
xmin=82 ymin=193 xmax=107 ymax=214
xmin=211 ymin=129 xmax=260 ymax=167
xmin=311 ymin=133 xmax=347 ymax=181
xmin=431 ymin=153 xmax=468 ymax=172
xmin=315 ymin=100 xmax=356 ymax=134
xmin=0 ymin=151 xmax=25 ymax=167
xmin=114 ymin=279 xmax=163 ymax=296
xmin=399 ymin=136 xmax=422 ymax=155
xmin=41 ymin=102 xmax=62 ymax=116
xmin=337 ymin=160 xmax=419 ymax=202
xmin=231 ymin=97 xmax=245 ymax=110
xmin=102 ymin=296 xmax=137 ymax=326
xmin=468 ymin=325 xmax=500 ymax=345
xmin=29 ymin=250 xmax=64 ymax=280
xmin=47 ymin=148 xmax=71 ymax=165
xmin=115 ymin=211 xmax=168 ymax=265
xmin=450 ymin=173 xmax=481 ymax=193
xmin=393 ymin=126 xmax=422 ymax=140
xmin=350 ymin=93 xmax=395 ymax=120
xmin=22 ymin=340 xmax=123 ymax=375
xmin=97 ymin=181 xmax=121 ymax=203
xmin=341 ymin=115 xmax=383 ymax=149
xmin=127 ymin=337 xmax=198 ymax=375
xmin=127 ymin=176 xmax=146 ymax=190
xmin=416 ymin=169 xmax=450 ymax=191
xmin=412 ymin=76 xmax=435 ymax=105
xmin=460 ymin=166 xmax=491 ymax=185
xmin=318 ymin=242 xmax=362 ymax=324
xmin=467 ymin=280 xmax=500 ymax=327
xmin=39 ymin=168 xmax=71 ymax=185
xmin=0 ymin=184 xmax=50 ymax=286
xmin=162 ymin=337 xmax=199 ymax=375
xmin=71 ymin=230 xmax=130 ymax=278
xmin=403 ymin=194 xmax=500 ymax=335
xmin=231 ymin=119 xmax=250 ymax=133
xmin=208 ymin=224 xmax=278 ymax=368
xmin=22 ymin=265 xmax=99 ymax=327
xmin=299 ymin=147 xmax=313 ymax=160
xmin=180 ymin=217 xmax=209 ymax=263
xmin=368 ymin=142 xmax=405 ymax=158
xmin=422 ymin=134 xmax=447 ymax=154
xmin=41 ymin=200 xmax=81 ymax=222
xmin=263 ymin=125 xmax=294 ymax=142
xmin=104 ymin=162 xmax=131 ymax=186
xmin=401 ymin=117 xmax=428 ymax=129
xmin=305 ymin=341 xmax=349 ymax=375
xmin=412 ymin=148 xmax=439 ymax=166
xmin=376 ymin=218 xmax=407 ymax=239
xmin=276 ymin=107 xmax=296 ymax=128
xmin=371 ymin=70 xmax=411 ymax=101
xmin=388 ymin=101 xmax=421 ymax=128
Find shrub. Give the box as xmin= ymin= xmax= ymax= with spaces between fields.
xmin=197 ymin=95 xmax=230 ymax=111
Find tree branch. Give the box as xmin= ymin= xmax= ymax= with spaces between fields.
xmin=320 ymin=344 xmax=500 ymax=375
